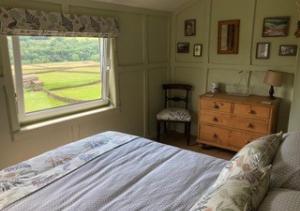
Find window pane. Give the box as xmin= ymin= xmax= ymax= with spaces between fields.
xmin=16 ymin=36 xmax=103 ymax=113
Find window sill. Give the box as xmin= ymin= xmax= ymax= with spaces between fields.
xmin=15 ymin=105 xmax=119 ymax=134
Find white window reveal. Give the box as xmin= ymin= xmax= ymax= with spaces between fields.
xmin=8 ymin=36 xmax=110 ymax=123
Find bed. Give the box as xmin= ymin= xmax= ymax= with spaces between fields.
xmin=0 ymin=131 xmax=227 ymax=211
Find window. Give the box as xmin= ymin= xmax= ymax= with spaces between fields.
xmin=8 ymin=36 xmax=110 ymax=123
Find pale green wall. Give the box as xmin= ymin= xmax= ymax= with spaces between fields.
xmin=0 ymin=0 xmax=170 ymax=168
xmin=289 ymin=51 xmax=300 ymax=132
xmin=171 ymin=0 xmax=298 ymax=134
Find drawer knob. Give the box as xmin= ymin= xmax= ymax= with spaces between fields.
xmin=213 ymin=134 xmax=218 ymax=139
xmin=213 ymin=117 xmax=219 ymax=122
xmin=248 ymin=123 xmax=254 ymax=129
xmin=249 ymin=110 xmax=256 ymax=115
xmin=213 ymin=104 xmax=220 ymax=109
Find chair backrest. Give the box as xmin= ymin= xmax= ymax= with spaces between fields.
xmin=163 ymin=83 xmax=193 ymax=109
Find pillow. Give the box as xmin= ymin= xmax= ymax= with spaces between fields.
xmin=271 ymin=132 xmax=300 ymax=190
xmin=190 ymin=166 xmax=271 ymax=211
xmin=251 ymin=166 xmax=271 ymax=209
xmin=213 ymin=132 xmax=282 ymax=188
xmin=258 ymin=188 xmax=300 ymax=211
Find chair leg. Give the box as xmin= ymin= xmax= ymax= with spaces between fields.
xmin=157 ymin=120 xmax=161 ymax=141
xmin=186 ymin=122 xmax=191 ymax=146
xmin=184 ymin=123 xmax=188 ymax=136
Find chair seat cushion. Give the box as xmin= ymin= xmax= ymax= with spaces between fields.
xmin=156 ymin=108 xmax=191 ymax=122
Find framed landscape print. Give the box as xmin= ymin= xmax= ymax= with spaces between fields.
xmin=184 ymin=19 xmax=196 ymax=36
xmin=263 ymin=17 xmax=290 ymax=37
xmin=279 ymin=45 xmax=298 ymax=56
xmin=177 ymin=42 xmax=190 ymax=53
xmin=218 ymin=19 xmax=240 ymax=54
xmin=256 ymin=42 xmax=270 ymax=59
xmin=193 ymin=44 xmax=202 ymax=57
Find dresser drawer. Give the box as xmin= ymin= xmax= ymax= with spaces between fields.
xmin=228 ymin=131 xmax=252 ymax=150
xmin=233 ymin=104 xmax=270 ymax=119
xmin=198 ymin=93 xmax=279 ymax=152
xmin=200 ymin=99 xmax=232 ymax=113
xmin=233 ymin=118 xmax=269 ymax=133
xmin=200 ymin=111 xmax=231 ymax=127
xmin=200 ymin=125 xmax=229 ymax=145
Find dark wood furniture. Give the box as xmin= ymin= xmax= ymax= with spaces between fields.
xmin=198 ymin=93 xmax=280 ymax=152
xmin=157 ymin=84 xmax=193 ymax=145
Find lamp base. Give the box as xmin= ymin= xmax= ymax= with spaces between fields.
xmin=269 ymin=85 xmax=275 ymax=99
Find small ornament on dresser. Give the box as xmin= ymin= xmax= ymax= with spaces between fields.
xmin=211 ymin=82 xmax=219 ymax=93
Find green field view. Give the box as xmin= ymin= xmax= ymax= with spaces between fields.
xmin=24 ymin=90 xmax=67 ymax=113
xmin=23 ymin=61 xmax=102 ymax=113
xmin=52 ymin=84 xmax=101 ymax=101
xmin=37 ymin=71 xmax=100 ymax=90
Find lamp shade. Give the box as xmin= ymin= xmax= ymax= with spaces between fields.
xmin=264 ymin=70 xmax=283 ymax=87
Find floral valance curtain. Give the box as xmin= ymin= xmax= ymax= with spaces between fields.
xmin=0 ymin=7 xmax=120 ymax=37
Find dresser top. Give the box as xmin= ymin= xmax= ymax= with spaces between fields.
xmin=200 ymin=93 xmax=280 ymax=106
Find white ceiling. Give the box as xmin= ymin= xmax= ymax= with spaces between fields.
xmin=92 ymin=0 xmax=189 ymax=11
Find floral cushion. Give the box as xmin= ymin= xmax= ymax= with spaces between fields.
xmin=156 ymin=108 xmax=191 ymax=122
xmin=0 ymin=7 xmax=120 ymax=37
xmin=190 ymin=166 xmax=271 ymax=211
xmin=213 ymin=132 xmax=282 ymax=188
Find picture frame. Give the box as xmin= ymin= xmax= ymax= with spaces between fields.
xmin=193 ymin=44 xmax=202 ymax=57
xmin=184 ymin=19 xmax=196 ymax=36
xmin=256 ymin=42 xmax=271 ymax=59
xmin=262 ymin=17 xmax=290 ymax=37
xmin=279 ymin=45 xmax=298 ymax=56
xmin=177 ymin=42 xmax=190 ymax=53
xmin=218 ymin=20 xmax=240 ymax=54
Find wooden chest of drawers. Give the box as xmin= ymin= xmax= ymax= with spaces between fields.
xmin=198 ymin=93 xmax=279 ymax=152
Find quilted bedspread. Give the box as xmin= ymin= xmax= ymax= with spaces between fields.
xmin=0 ymin=131 xmax=227 ymax=211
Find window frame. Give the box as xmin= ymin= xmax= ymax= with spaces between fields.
xmin=10 ymin=36 xmax=110 ymax=124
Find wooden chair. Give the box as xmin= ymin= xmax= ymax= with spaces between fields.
xmin=156 ymin=83 xmax=193 ymax=145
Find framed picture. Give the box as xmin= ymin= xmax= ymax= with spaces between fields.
xmin=218 ymin=19 xmax=240 ymax=54
xmin=193 ymin=44 xmax=202 ymax=57
xmin=177 ymin=42 xmax=190 ymax=53
xmin=279 ymin=45 xmax=298 ymax=56
xmin=184 ymin=19 xmax=196 ymax=36
xmin=263 ymin=17 xmax=290 ymax=37
xmin=256 ymin=42 xmax=270 ymax=59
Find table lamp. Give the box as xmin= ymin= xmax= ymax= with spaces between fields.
xmin=264 ymin=70 xmax=283 ymax=99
